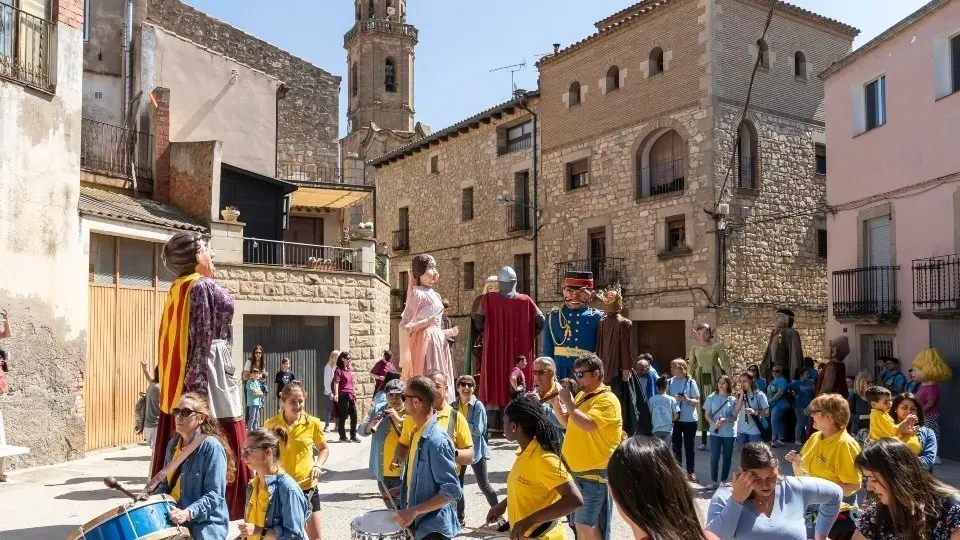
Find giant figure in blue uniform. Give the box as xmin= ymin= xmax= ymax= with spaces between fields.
xmin=543 ymin=270 xmax=603 ymax=378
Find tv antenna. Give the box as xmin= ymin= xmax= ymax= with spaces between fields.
xmin=490 ymin=60 xmax=526 ymax=95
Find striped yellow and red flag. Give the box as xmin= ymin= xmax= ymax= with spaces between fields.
xmin=157 ymin=273 xmax=202 ymax=414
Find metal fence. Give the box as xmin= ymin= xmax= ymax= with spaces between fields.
xmin=242 ymin=238 xmax=358 ymax=272
xmin=497 ymin=134 xmax=533 ymax=156
xmin=638 ymin=158 xmax=685 ymax=198
xmin=738 ymin=156 xmax=757 ymax=189
xmin=276 ymin=162 xmax=345 ymax=185
xmin=506 ymin=203 xmax=531 ymax=233
xmin=0 ymin=3 xmax=53 ymax=90
xmin=392 ymin=229 xmax=410 ymax=251
xmin=832 ymin=265 xmax=900 ymax=320
xmin=375 ymin=254 xmax=388 ymax=281
xmin=81 ymin=118 xmax=154 ymax=179
xmin=555 ymin=257 xmax=626 ymax=293
xmin=913 ymin=254 xmax=960 ymax=315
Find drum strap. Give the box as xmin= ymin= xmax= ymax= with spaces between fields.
xmin=142 ymin=434 xmax=209 ymax=496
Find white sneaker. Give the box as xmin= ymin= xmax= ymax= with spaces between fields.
xmin=697 ymin=443 xmax=707 ymax=451
xmin=705 ymin=481 xmax=718 ymax=490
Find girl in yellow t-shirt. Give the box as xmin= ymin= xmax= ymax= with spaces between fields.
xmin=264 ymin=381 xmax=330 ymax=540
xmin=486 ymin=396 xmax=582 ymax=540
xmin=237 ymin=427 xmax=310 ymax=539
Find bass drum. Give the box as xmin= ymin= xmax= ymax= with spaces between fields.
xmin=66 ymin=494 xmax=190 ymax=540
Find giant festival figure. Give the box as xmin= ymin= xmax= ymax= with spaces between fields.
xmin=398 ymin=253 xmax=458 ymax=402
xmin=761 ymin=307 xmax=804 ymax=379
xmin=150 ymin=231 xmax=250 ymax=520
xmin=543 ymin=270 xmax=602 ymax=378
xmin=464 ymin=276 xmax=499 ymax=377
xmin=597 ymin=285 xmax=651 ymax=436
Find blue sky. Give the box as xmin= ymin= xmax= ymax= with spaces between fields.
xmin=183 ymin=0 xmax=928 ymax=137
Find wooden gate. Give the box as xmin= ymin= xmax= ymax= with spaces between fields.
xmin=632 ymin=320 xmax=687 ymax=374
xmin=86 ymin=234 xmax=172 ymax=450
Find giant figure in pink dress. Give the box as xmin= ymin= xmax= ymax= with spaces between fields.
xmin=398 ymin=254 xmax=458 ymax=402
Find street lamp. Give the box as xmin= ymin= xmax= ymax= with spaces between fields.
xmin=495 ymin=193 xmax=541 ymax=213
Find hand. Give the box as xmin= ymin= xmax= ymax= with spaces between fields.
xmin=486 ymin=501 xmax=507 ymax=524
xmin=390 ymin=457 xmax=402 ymax=471
xmin=621 ymin=369 xmax=632 ymax=381
xmin=168 ymin=507 xmax=191 ymax=525
xmin=730 ymin=471 xmax=755 ymax=504
xmin=511 ymin=517 xmax=533 ymax=539
xmin=444 ymin=327 xmax=459 ymax=338
xmin=238 ymin=522 xmax=256 ymax=537
xmin=717 ymin=417 xmax=727 ymax=426
xmin=745 ymin=408 xmax=756 ymax=416
xmin=785 ymin=450 xmax=801 ymax=464
xmin=385 ymin=408 xmax=402 ymax=423
xmin=559 ymin=384 xmax=574 ymax=405
xmin=309 ymin=465 xmax=322 ymax=482
xmin=140 ymin=358 xmax=148 ymax=369
xmin=395 ymin=508 xmax=419 ymax=528
xmin=431 ymin=314 xmax=443 ymax=326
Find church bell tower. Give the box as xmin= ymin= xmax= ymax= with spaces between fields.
xmin=344 ymin=0 xmax=417 ymax=133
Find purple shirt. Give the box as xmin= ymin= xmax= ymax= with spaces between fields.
xmin=333 ymin=367 xmax=355 ymax=397
xmin=370 ymin=359 xmax=396 ymax=394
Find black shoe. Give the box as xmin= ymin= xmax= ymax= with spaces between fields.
xmin=351 ymin=437 xmax=361 ymax=443
xmin=338 ymin=438 xmax=348 ymax=443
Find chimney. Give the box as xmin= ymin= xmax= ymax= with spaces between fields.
xmin=553 ymin=43 xmax=561 ymax=54
xmin=151 ymin=87 xmax=171 ymax=203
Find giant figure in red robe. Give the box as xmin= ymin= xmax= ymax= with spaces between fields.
xmin=474 ymin=267 xmax=544 ymax=412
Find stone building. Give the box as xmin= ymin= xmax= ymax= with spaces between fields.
xmin=372 ymin=92 xmax=540 ymax=367
xmin=535 ymin=0 xmax=858 ymax=373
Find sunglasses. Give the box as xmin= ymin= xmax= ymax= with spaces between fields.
xmin=533 ymin=369 xmax=551 ymax=376
xmin=574 ymin=368 xmax=597 ymax=379
xmin=458 ymin=382 xmax=474 ymax=388
xmin=171 ymin=407 xmax=199 ymax=419
xmin=240 ymin=445 xmax=270 ymax=458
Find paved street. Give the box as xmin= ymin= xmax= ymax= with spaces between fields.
xmin=3 ymin=433 xmax=960 ymax=539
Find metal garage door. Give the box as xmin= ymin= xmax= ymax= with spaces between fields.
xmin=243 ymin=315 xmax=335 ymax=421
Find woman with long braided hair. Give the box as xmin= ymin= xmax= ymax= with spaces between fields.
xmin=486 ymin=395 xmax=583 ymax=540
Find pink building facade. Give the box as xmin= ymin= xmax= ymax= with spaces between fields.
xmin=822 ymin=0 xmax=960 ymax=457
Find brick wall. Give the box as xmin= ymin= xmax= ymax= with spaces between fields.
xmin=57 ymin=0 xmax=86 ymax=29
xmin=152 ymin=87 xmax=171 ymax=203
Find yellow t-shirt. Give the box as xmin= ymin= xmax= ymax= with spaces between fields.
xmin=800 ymin=429 xmax=862 ymax=511
xmin=406 ymin=422 xmax=426 ymax=492
xmin=868 ymin=409 xmax=922 ymax=454
xmin=264 ymin=412 xmax=327 ymax=490
xmin=168 ymin=440 xmax=183 ymax=502
xmin=562 ymin=386 xmax=623 ymax=476
xmin=399 ymin=404 xmax=473 ymax=451
xmin=507 ymin=440 xmax=571 ymax=540
xmin=381 ymin=411 xmax=405 ymax=479
xmin=246 ymin=475 xmax=270 ymax=528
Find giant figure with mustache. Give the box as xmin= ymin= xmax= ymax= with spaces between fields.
xmin=542 ymin=271 xmax=602 ymax=378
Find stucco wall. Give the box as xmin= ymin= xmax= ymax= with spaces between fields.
xmin=139 ymin=24 xmax=280 ymax=178
xmin=82 ymin=72 xmax=125 ymax=125
xmin=0 ymin=20 xmax=87 ymax=468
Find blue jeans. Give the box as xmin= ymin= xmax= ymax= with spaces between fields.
xmin=246 ymin=405 xmax=261 ymax=431
xmin=794 ymin=409 xmax=809 ymax=444
xmin=736 ymin=432 xmax=762 ymax=446
xmin=771 ymin=406 xmax=789 ymax=441
xmin=572 ymin=478 xmax=613 ymax=540
xmin=710 ymin=436 xmax=735 ymax=483
xmin=653 ymin=431 xmax=672 ymax=443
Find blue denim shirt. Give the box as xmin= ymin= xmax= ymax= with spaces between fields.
xmin=359 ymin=400 xmax=405 ymax=481
xmin=918 ymin=426 xmax=938 ymax=471
xmin=155 ymin=434 xmax=229 ymax=540
xmin=246 ymin=472 xmax=310 ymax=540
xmin=400 ymin=418 xmax=462 ymax=540
xmin=456 ymin=397 xmax=489 ymax=463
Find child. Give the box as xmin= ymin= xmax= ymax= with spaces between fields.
xmin=648 ymin=375 xmax=679 ymax=442
xmin=359 ymin=379 xmax=406 ymax=508
xmin=237 ymin=427 xmax=310 ymax=540
xmin=866 ymin=385 xmax=921 ymax=453
xmin=790 ymin=368 xmax=814 ymax=446
xmin=275 ymin=358 xmax=296 ymax=400
xmin=246 ymin=369 xmax=265 ymax=431
xmin=509 ymin=355 xmax=527 ymax=402
xmin=144 ymin=366 xmax=161 ymax=453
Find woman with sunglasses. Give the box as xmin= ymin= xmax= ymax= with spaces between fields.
xmin=454 ymin=374 xmax=499 ymax=526
xmin=264 ymin=381 xmax=330 ymax=540
xmin=238 ymin=427 xmax=310 ymax=540
xmin=154 ymin=393 xmax=234 ymax=540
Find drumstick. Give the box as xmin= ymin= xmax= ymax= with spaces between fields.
xmin=378 ymin=478 xmax=414 ymax=540
xmin=464 ymin=525 xmax=532 ymax=539
xmin=103 ymin=476 xmax=138 ymax=501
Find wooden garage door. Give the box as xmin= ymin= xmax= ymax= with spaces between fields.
xmin=86 ymin=233 xmax=174 ymax=450
xmin=243 ymin=315 xmax=335 ymax=420
xmin=633 ymin=320 xmax=687 ymax=375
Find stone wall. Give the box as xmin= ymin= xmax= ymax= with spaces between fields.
xmin=717 ymin=306 xmax=827 ymax=375
xmin=169 ymin=140 xmax=220 ymax=224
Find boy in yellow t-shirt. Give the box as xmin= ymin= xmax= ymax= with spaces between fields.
xmin=866 ymin=385 xmax=921 ymax=453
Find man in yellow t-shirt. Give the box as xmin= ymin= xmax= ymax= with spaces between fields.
xmin=391 ymin=370 xmax=474 ymax=472
xmin=557 ymin=354 xmax=622 ymax=540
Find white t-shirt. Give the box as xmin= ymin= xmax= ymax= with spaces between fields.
xmin=323 ymin=364 xmax=335 ymax=395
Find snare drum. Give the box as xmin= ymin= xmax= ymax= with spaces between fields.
xmin=66 ymin=494 xmax=190 ymax=540
xmin=350 ymin=510 xmax=405 ymax=540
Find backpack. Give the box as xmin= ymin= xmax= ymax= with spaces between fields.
xmin=134 ymin=392 xmax=147 ymax=434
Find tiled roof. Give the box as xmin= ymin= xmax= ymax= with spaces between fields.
xmin=369 ymin=91 xmax=539 ymax=167
xmin=820 ymin=0 xmax=948 ymax=80
xmin=540 ymin=0 xmax=859 ymax=67
xmin=79 ymin=186 xmax=207 ymax=232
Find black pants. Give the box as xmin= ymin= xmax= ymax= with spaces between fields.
xmin=672 ymin=421 xmax=698 ymax=474
xmin=420 ymin=534 xmax=450 ymax=540
xmin=456 ymin=460 xmax=499 ymax=522
xmin=337 ymin=394 xmax=357 ymax=440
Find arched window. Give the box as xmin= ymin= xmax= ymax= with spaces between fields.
xmin=794 ymin=51 xmax=807 ymax=79
xmin=351 ymin=62 xmax=358 ymax=97
xmin=606 ymin=66 xmax=621 ymax=92
xmin=737 ymin=120 xmax=759 ymax=189
xmin=649 ymin=47 xmax=664 ymax=76
xmin=568 ymin=82 xmax=581 ymax=107
xmin=637 ymin=129 xmax=686 ymax=198
xmin=385 ymin=58 xmax=397 ymax=93
xmin=757 ymin=39 xmax=769 ymax=68
xmin=368 ymin=0 xmax=375 ymax=18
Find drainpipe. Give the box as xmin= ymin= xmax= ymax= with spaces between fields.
xmin=123 ymin=0 xmax=134 ymax=120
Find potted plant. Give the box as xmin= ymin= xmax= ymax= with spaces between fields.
xmin=221 ymin=206 xmax=240 ymax=222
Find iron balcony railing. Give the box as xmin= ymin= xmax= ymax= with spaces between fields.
xmin=375 ymin=254 xmax=388 ymax=281
xmin=242 ymin=238 xmax=358 ymax=272
xmin=832 ymin=265 xmax=900 ymax=321
xmin=344 ymin=20 xmax=418 ymax=45
xmin=0 ymin=3 xmax=53 ymax=90
xmin=506 ymin=203 xmax=532 ymax=233
xmin=80 ymin=118 xmax=154 ymax=180
xmin=498 ymin=133 xmax=533 ymax=156
xmin=392 ymin=228 xmax=410 ymax=251
xmin=276 ymin=162 xmax=351 ymax=185
xmin=638 ymin=158 xmax=685 ymax=198
xmin=391 ymin=294 xmax=406 ymax=314
xmin=913 ymin=254 xmax=960 ymax=317
xmin=555 ymin=257 xmax=626 ymax=293
xmin=738 ymin=156 xmax=757 ymax=189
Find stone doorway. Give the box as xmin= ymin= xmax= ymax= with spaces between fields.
xmin=633 ymin=320 xmax=686 ymax=374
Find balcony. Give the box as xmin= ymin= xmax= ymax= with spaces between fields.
xmin=913 ymin=254 xmax=960 ymax=319
xmin=81 ymin=119 xmax=154 ymax=180
xmin=242 ymin=238 xmax=358 ymax=272
xmin=832 ymin=266 xmax=900 ymax=323
xmin=555 ymin=257 xmax=626 ymax=293
xmin=498 ymin=134 xmax=533 ymax=156
xmin=0 ymin=3 xmax=53 ymax=91
xmin=344 ymin=20 xmax=418 ymax=45
xmin=392 ymin=228 xmax=410 ymax=251
xmin=638 ymin=158 xmax=685 ymax=198
xmin=505 ymin=203 xmax=531 ymax=234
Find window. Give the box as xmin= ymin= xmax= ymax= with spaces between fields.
xmin=588 ymin=228 xmax=607 ymax=285
xmin=757 ymin=39 xmax=769 ymax=69
xmin=815 ymin=144 xmax=826 ymax=175
xmin=385 ymin=58 xmax=396 ymax=93
xmin=568 ymin=82 xmax=581 ymax=107
xmin=606 ymin=65 xmax=621 ymax=91
xmin=351 ymin=63 xmax=358 ymax=97
xmin=368 ymin=0 xmax=375 ymax=18
xmin=461 ymin=187 xmax=474 ymax=221
xmin=430 ymin=155 xmax=439 ymax=174
xmin=649 ymin=47 xmax=664 ymax=76
xmin=865 ymin=76 xmax=886 ymax=130
xmin=514 ymin=253 xmax=531 ymax=295
xmin=463 ymin=262 xmax=475 ymax=290
xmin=0 ymin=0 xmax=53 ymax=89
xmin=639 ymin=129 xmax=686 ymax=197
xmin=952 ymin=34 xmax=960 ymax=94
xmin=794 ymin=51 xmax=806 ymax=79
xmin=356 ymin=0 xmax=361 ymax=20
xmin=394 ymin=207 xmax=410 ymax=250
xmin=816 ymin=216 xmax=827 ymax=258
xmin=501 ymin=121 xmax=533 ymax=155
xmin=737 ymin=121 xmax=757 ymax=189
xmin=666 ymin=216 xmax=686 ymax=252
xmin=507 ymin=171 xmax=531 ymax=233
xmin=567 ymin=159 xmax=588 ymax=190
